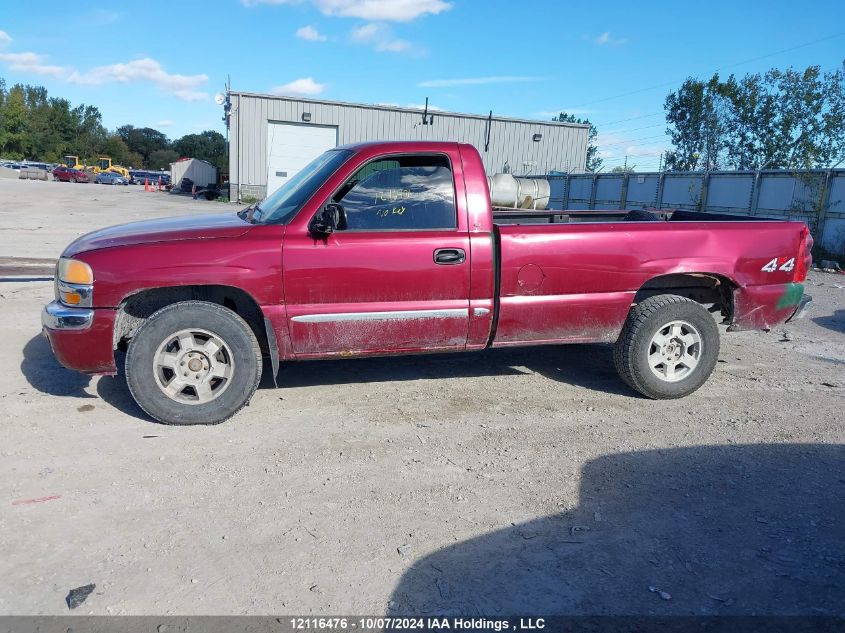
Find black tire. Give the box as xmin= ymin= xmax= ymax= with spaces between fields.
xmin=126 ymin=301 xmax=262 ymax=425
xmin=614 ymin=294 xmax=719 ymax=399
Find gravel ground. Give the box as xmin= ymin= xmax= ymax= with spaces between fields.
xmin=0 ymin=178 xmax=843 ymax=616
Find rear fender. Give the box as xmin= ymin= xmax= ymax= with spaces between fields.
xmin=728 ymin=283 xmax=804 ymax=332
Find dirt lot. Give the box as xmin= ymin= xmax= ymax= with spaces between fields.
xmin=0 ymin=178 xmax=843 ymax=616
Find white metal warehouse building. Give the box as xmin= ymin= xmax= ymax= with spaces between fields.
xmin=227 ymin=92 xmax=590 ymax=201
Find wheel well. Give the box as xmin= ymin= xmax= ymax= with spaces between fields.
xmin=634 ymin=273 xmax=736 ymax=322
xmin=114 ymin=285 xmax=269 ymax=356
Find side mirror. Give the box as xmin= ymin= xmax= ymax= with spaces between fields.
xmin=310 ymin=203 xmax=347 ymax=237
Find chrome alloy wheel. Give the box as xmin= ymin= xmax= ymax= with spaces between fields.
xmin=153 ymin=329 xmax=234 ymax=404
xmin=647 ymin=320 xmax=702 ymax=383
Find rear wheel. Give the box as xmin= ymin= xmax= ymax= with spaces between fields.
xmin=126 ymin=301 xmax=262 ymax=425
xmin=614 ymin=294 xmax=719 ymax=399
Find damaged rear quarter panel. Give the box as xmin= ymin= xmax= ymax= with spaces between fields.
xmin=730 ymin=282 xmax=804 ymax=331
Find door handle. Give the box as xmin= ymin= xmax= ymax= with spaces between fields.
xmin=433 ymin=248 xmax=466 ymax=265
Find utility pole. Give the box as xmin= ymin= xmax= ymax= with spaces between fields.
xmin=658 ymin=152 xmax=663 ymax=172
xmin=623 ymin=155 xmax=628 ymax=171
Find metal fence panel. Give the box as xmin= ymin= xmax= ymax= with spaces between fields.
xmin=595 ymin=176 xmax=623 ymax=207
xmin=625 ymin=175 xmax=659 ymax=209
xmin=546 ymin=176 xmax=568 ymax=209
xmin=662 ymin=175 xmax=702 ymax=210
xmin=533 ymin=168 xmax=845 ymax=257
xmin=706 ymin=174 xmax=754 ymax=213
xmin=757 ymin=176 xmax=797 ymax=213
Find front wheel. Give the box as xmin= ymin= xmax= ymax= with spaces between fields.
xmin=614 ymin=294 xmax=719 ymax=399
xmin=126 ymin=301 xmax=262 ymax=425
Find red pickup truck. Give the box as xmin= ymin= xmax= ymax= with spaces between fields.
xmin=42 ymin=141 xmax=812 ymax=425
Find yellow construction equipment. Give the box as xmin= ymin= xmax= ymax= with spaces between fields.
xmin=93 ymin=157 xmax=130 ymax=179
xmin=61 ymin=155 xmax=86 ymax=170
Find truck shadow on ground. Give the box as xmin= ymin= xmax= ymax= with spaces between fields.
xmin=389 ymin=444 xmax=845 ymax=616
xmin=276 ymin=344 xmax=634 ymax=397
xmin=20 ymin=334 xmax=151 ymax=418
xmin=21 ymin=333 xmax=635 ymax=423
xmin=813 ymin=309 xmax=845 ymax=334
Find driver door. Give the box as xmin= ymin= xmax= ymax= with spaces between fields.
xmin=282 ymin=152 xmax=471 ymax=357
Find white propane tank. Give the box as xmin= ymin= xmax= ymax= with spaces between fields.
xmin=487 ymin=173 xmax=550 ymax=210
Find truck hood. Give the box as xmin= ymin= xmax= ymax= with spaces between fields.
xmin=63 ymin=213 xmax=252 ymax=256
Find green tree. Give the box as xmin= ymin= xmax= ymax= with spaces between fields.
xmin=554 ymin=112 xmax=602 ymax=172
xmin=1 ymin=84 xmax=29 ymax=158
xmin=71 ymin=104 xmax=107 ymax=162
xmin=100 ymin=135 xmax=143 ymax=168
xmin=172 ymin=130 xmax=227 ymax=171
xmin=148 ymin=148 xmax=180 ymax=170
xmin=663 ymin=75 xmax=726 ymax=170
xmin=116 ymin=125 xmax=170 ymax=166
xmin=665 ymin=61 xmax=845 ymax=171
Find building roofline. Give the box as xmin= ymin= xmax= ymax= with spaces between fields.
xmin=228 ymin=91 xmax=590 ymax=129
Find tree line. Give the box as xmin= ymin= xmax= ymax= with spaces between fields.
xmin=0 ymin=78 xmax=226 ymax=171
xmin=554 ymin=60 xmax=845 ymax=173
xmin=664 ymin=61 xmax=845 ymax=171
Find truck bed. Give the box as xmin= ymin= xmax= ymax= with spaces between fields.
xmin=491 ymin=214 xmax=809 ymax=346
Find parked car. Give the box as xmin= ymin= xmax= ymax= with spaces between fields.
xmin=129 ymin=170 xmax=171 ymax=186
xmin=52 ymin=166 xmax=89 ymax=183
xmin=23 ymin=162 xmax=50 ymax=171
xmin=95 ymin=171 xmax=128 ymax=185
xmin=42 ymin=141 xmax=813 ymax=426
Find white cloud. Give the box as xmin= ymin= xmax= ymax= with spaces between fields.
xmin=376 ymin=38 xmax=410 ymax=52
xmin=296 ymin=25 xmax=327 ymax=41
xmin=404 ymin=103 xmax=443 ymax=111
xmin=67 ymin=58 xmax=209 ymax=101
xmin=243 ymin=0 xmax=450 ymax=20
xmin=351 ymin=22 xmax=412 ymax=53
xmin=271 ymin=77 xmax=326 ymax=96
xmin=0 ymin=52 xmax=68 ymax=78
xmin=351 ymin=22 xmax=379 ymax=40
xmin=594 ymin=31 xmax=627 ymax=46
xmin=419 ymin=76 xmax=544 ymax=88
xmin=0 ymin=36 xmax=209 ymax=102
xmin=156 ymin=119 xmax=175 ymax=128
xmin=314 ymin=0 xmax=451 ymax=21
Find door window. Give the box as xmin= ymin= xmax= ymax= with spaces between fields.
xmin=332 ymin=155 xmax=456 ymax=230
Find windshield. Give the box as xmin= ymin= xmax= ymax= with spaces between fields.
xmin=248 ymin=149 xmax=353 ymax=224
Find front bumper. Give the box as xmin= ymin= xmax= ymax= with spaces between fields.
xmin=42 ymin=300 xmax=94 ymax=330
xmin=787 ymin=294 xmax=812 ymax=322
xmin=42 ymin=302 xmax=118 ymax=374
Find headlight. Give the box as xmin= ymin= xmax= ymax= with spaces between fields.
xmin=58 ymin=257 xmax=93 ymax=284
xmin=56 ymin=257 xmax=93 ymax=307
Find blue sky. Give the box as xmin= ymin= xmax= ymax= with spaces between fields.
xmin=1 ymin=0 xmax=843 ymax=171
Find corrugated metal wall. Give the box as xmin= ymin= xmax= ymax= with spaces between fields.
xmin=229 ymin=92 xmax=589 ymax=199
xmin=540 ymin=169 xmax=845 ymax=256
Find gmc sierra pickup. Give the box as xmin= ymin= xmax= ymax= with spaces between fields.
xmin=42 ymin=141 xmax=812 ymax=425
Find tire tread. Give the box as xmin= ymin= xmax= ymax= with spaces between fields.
xmin=125 ymin=300 xmax=262 ymax=425
xmin=614 ymin=294 xmax=719 ymax=399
